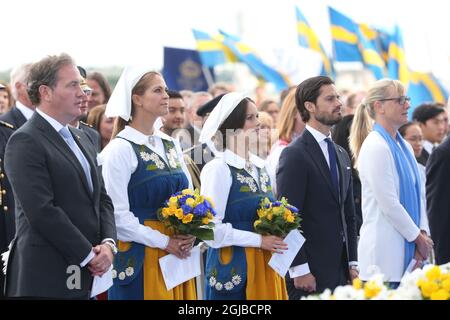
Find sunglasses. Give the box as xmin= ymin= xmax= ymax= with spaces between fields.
xmin=378 ymin=96 xmax=411 ymax=105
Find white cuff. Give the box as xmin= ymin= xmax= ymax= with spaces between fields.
xmin=101 ymin=238 xmax=116 ymax=246
xmin=348 ymin=261 xmax=358 ymax=267
xmin=289 ymin=263 xmax=310 ymax=278
xmin=80 ymin=250 xmax=95 ymax=267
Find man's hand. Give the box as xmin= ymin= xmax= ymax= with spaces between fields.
xmin=293 ymin=273 xmax=316 ymax=292
xmin=88 ymin=244 xmax=114 ymax=277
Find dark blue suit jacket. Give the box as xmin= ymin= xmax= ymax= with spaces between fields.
xmin=277 ymin=129 xmax=357 ymax=296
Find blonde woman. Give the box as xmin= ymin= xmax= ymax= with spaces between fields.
xmin=349 ymin=79 xmax=433 ymax=288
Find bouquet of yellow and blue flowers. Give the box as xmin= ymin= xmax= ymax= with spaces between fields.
xmin=158 ymin=189 xmax=216 ymax=241
xmin=253 ymin=197 xmax=301 ymax=237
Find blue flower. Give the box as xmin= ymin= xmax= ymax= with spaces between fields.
xmin=264 ymin=204 xmax=271 ymax=209
xmin=273 ymin=201 xmax=282 ymax=207
xmin=193 ymin=203 xmax=207 ymax=217
xmin=204 ymin=200 xmax=212 ymax=210
xmin=181 ymin=205 xmax=192 ymax=214
xmin=210 ymin=207 xmax=217 ymax=216
xmin=287 ymin=205 xmax=299 ymax=213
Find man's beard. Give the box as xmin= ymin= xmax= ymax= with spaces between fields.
xmin=315 ymin=111 xmax=342 ymax=126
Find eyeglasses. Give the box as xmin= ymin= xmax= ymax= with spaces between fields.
xmin=378 ymin=96 xmax=411 ymax=105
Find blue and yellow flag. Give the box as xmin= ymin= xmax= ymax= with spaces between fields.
xmin=192 ymin=29 xmax=236 ymax=67
xmin=219 ymin=30 xmax=290 ymax=92
xmin=374 ymin=28 xmax=391 ymax=64
xmin=295 ymin=6 xmax=333 ymax=76
xmin=328 ymin=7 xmax=362 ymax=63
xmin=408 ymin=72 xmax=449 ymax=115
xmin=357 ymin=26 xmax=386 ymax=80
xmin=387 ymin=25 xmax=410 ymax=85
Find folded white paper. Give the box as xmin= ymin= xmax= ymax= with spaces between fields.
xmin=91 ymin=265 xmax=113 ymax=298
xmin=268 ymin=229 xmax=305 ymax=277
xmin=159 ymin=246 xmax=201 ymax=291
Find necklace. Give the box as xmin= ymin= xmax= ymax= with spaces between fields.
xmin=245 ymin=160 xmax=253 ymax=173
xmin=148 ymin=135 xmax=155 ymax=147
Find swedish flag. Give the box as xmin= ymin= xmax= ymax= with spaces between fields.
xmin=192 ymin=29 xmax=228 ymax=67
xmin=219 ymin=30 xmax=290 ymax=92
xmin=328 ymin=7 xmax=362 ymax=62
xmin=387 ymin=26 xmax=410 ymax=85
xmin=295 ymin=6 xmax=333 ymax=76
xmin=357 ymin=26 xmax=386 ymax=80
xmin=408 ymin=72 xmax=449 ymax=114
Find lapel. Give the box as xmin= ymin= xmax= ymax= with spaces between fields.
xmin=69 ymin=126 xmax=99 ymax=198
xmin=302 ymin=130 xmax=339 ymax=203
xmin=334 ymin=142 xmax=350 ymax=204
xmin=32 ymin=113 xmax=94 ymax=199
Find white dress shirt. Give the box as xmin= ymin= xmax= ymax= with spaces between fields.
xmin=98 ymin=126 xmax=193 ymax=250
xmin=200 ymin=149 xmax=267 ymax=249
xmin=289 ymin=125 xmax=355 ymax=278
xmin=357 ymin=131 xmax=429 ymax=281
xmin=422 ymin=140 xmax=435 ymax=155
xmin=15 ymin=101 xmax=34 ymax=120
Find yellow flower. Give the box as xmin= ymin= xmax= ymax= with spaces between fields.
xmin=182 ymin=189 xmax=194 ymax=195
xmin=442 ymin=278 xmax=450 ymax=291
xmin=284 ymin=211 xmax=295 ymax=223
xmin=364 ymin=280 xmax=381 ymax=299
xmin=175 ymin=208 xmax=184 ymax=220
xmin=257 ymin=209 xmax=266 ymax=218
xmin=195 ymin=195 xmax=205 ymax=205
xmin=273 ymin=207 xmax=282 ymax=215
xmin=162 ymin=208 xmax=170 ymax=218
xmin=420 ymin=280 xmax=439 ymax=298
xmin=430 ymin=289 xmax=450 ymax=300
xmin=168 ymin=206 xmax=177 ymax=216
xmin=202 ymin=217 xmax=210 ymax=225
xmin=186 ymin=198 xmax=196 ymax=207
xmin=254 ymin=220 xmax=261 ymax=228
xmin=266 ymin=213 xmax=273 ymax=221
xmin=426 ymin=266 xmax=441 ymax=281
xmin=207 ymin=212 xmax=214 ymax=220
xmin=169 ymin=196 xmax=178 ymax=206
xmin=352 ymin=278 xmax=362 ymax=290
xmin=182 ymin=214 xmax=193 ymax=224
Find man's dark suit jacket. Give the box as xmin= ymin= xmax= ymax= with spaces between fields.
xmin=79 ymin=121 xmax=101 ymax=153
xmin=4 ymin=112 xmax=116 ymax=299
xmin=426 ymin=136 xmax=450 ymax=265
xmin=277 ymin=129 xmax=357 ymax=298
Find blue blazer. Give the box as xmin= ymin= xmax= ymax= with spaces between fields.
xmin=277 ymin=129 xmax=357 ymax=295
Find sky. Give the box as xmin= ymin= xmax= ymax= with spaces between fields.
xmin=2 ymin=0 xmax=449 ymax=88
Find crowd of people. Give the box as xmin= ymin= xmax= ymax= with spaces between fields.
xmin=0 ymin=53 xmax=449 ymax=300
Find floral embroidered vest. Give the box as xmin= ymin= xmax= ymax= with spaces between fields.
xmin=205 ymin=165 xmax=273 ymax=300
xmin=111 ymin=138 xmax=188 ymax=287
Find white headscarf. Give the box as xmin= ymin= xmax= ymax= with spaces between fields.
xmin=199 ymin=92 xmax=246 ymax=144
xmin=105 ymin=66 xmax=154 ymax=121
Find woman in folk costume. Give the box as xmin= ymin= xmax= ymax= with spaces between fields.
xmin=199 ymin=93 xmax=288 ymax=300
xmin=99 ymin=67 xmax=196 ymax=300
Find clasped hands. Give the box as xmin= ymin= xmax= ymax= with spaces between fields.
xmin=165 ymin=234 xmax=196 ymax=259
xmin=413 ymin=231 xmax=434 ymax=270
xmin=88 ymin=243 xmax=114 ymax=277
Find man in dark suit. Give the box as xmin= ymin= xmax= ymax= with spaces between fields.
xmin=426 ymin=135 xmax=450 ymax=265
xmin=277 ymin=76 xmax=358 ymax=299
xmin=4 ymin=53 xmax=117 ymax=299
xmin=0 ymin=63 xmax=35 ymax=299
